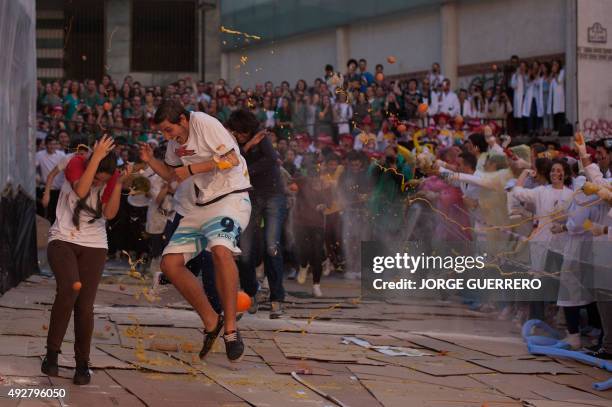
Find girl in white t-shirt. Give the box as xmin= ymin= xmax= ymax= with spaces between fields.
xmin=42 ymin=136 xmax=126 ymax=386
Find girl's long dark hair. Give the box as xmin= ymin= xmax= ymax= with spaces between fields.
xmin=72 ymin=151 xmax=117 ymax=229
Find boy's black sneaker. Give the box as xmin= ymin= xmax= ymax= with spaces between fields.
xmin=223 ymin=330 xmax=244 ymax=362
xmin=199 ymin=315 xmax=223 ymax=360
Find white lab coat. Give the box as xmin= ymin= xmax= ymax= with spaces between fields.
xmin=510 ymin=72 xmax=525 ymax=119
xmin=427 ymin=91 xmax=439 ymax=116
xmin=548 ymin=69 xmax=565 ymax=114
xmin=459 ymin=99 xmax=473 ymax=118
xmin=436 ymin=91 xmax=460 ymax=117
xmin=522 ymin=77 xmax=544 ymax=118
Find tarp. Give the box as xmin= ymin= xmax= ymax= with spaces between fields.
xmin=0 ymin=0 xmax=38 ymax=293
xmin=0 ymin=0 xmax=36 ymax=194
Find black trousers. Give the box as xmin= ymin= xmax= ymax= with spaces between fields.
xmin=297 ymin=226 xmax=325 ymax=284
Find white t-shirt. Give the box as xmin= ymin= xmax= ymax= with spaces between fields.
xmin=36 ymin=149 xmax=66 ymax=190
xmin=146 ymin=172 xmax=170 ymax=234
xmin=172 ymin=178 xmax=196 ymax=217
xmin=164 ymin=112 xmax=251 ymax=206
xmin=48 ymin=181 xmax=108 ymax=249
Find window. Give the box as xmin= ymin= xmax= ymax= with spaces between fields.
xmin=132 ymin=0 xmax=196 ymax=72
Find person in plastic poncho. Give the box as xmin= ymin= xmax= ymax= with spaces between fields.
xmin=575 ymin=137 xmax=612 ymax=359
xmin=555 ymin=180 xmax=604 ymax=349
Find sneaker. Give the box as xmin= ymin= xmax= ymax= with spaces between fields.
xmin=73 ymin=361 xmax=91 ymax=385
xmin=248 ymin=295 xmax=258 ymax=314
xmin=312 ymin=284 xmax=323 ymax=298
xmin=297 ymin=266 xmax=308 ymax=285
xmin=287 ymin=268 xmax=297 ymax=280
xmin=565 ymin=332 xmax=581 ymax=350
xmin=223 ymin=330 xmax=244 ymax=362
xmin=199 ymin=315 xmax=224 ymax=360
xmin=270 ymin=301 xmax=285 ymax=319
xmin=322 ymin=259 xmax=333 ymax=277
xmin=587 ymin=348 xmax=612 ymax=360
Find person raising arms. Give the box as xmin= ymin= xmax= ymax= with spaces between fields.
xmin=42 ymin=135 xmax=126 ymax=385
xmin=139 ymin=99 xmax=252 ymax=362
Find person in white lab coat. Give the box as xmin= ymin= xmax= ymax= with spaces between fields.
xmin=548 ymin=60 xmax=566 ymax=132
xmin=555 ymin=187 xmax=603 ymax=349
xmin=458 ymin=88 xmax=473 ymax=119
xmin=576 ymin=137 xmax=612 ymax=358
xmin=511 ymin=61 xmax=527 ymax=134
xmin=522 ymin=61 xmax=544 ymax=135
xmin=435 ymin=79 xmax=460 ymax=117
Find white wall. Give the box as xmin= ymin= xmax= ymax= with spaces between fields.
xmin=458 ymin=0 xmax=566 ymax=65
xmin=225 ymin=7 xmax=440 ymax=88
xmin=577 ymin=0 xmax=612 ymax=139
xmin=226 ymin=30 xmax=336 ymax=88
xmin=222 ymin=0 xmax=573 ymax=90
xmin=347 ymin=8 xmax=441 ymax=76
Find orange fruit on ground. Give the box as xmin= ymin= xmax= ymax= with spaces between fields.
xmin=237 ymin=291 xmax=252 ymax=312
xmin=289 ymin=183 xmax=299 ymax=192
xmin=103 ymin=102 xmax=112 ymax=111
xmin=397 ymin=124 xmax=407 ymax=132
xmin=418 ymin=103 xmax=429 ymax=114
xmin=375 ymin=72 xmax=384 ymax=82
xmin=387 ymin=56 xmax=396 ymax=64
xmin=72 ymin=281 xmax=82 ymax=291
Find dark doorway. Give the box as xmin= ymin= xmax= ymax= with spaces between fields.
xmin=132 ymin=0 xmax=196 ymax=72
xmin=63 ymin=0 xmax=105 ymax=80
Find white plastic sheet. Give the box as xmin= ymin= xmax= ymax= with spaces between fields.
xmin=341 ymin=336 xmax=432 ymax=357
xmin=0 ymin=0 xmax=36 ymax=196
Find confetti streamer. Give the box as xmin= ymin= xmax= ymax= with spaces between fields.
xmin=220 ymin=25 xmax=262 ymax=40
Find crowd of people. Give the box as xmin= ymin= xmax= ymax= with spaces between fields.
xmin=36 ymin=55 xmax=612 ymax=386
